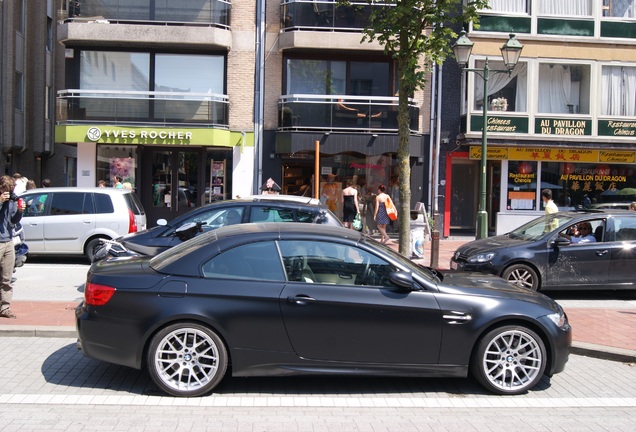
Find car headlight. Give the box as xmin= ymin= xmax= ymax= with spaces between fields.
xmin=467 ymin=252 xmax=496 ymax=263
xmin=546 ymin=311 xmax=567 ymax=328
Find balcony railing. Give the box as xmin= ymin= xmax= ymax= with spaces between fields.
xmin=279 ymin=95 xmax=419 ymax=132
xmin=62 ymin=0 xmax=231 ymax=28
xmin=57 ymin=90 xmax=229 ymax=128
xmin=281 ymin=1 xmax=384 ymax=32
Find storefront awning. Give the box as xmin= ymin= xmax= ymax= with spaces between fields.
xmin=275 ymin=132 xmax=425 ymax=157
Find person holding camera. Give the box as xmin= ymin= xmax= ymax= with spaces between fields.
xmin=0 ymin=175 xmax=26 ymax=319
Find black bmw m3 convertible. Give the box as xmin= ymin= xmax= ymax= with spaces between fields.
xmin=76 ymin=223 xmax=571 ymax=397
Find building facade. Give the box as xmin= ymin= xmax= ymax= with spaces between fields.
xmin=441 ymin=0 xmax=636 ymax=236
xmin=0 ymin=0 xmax=70 ymax=185
xmin=54 ymin=0 xmax=432 ymax=225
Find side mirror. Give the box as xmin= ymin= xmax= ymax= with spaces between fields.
xmin=388 ymin=271 xmax=415 ymax=290
xmin=554 ymin=237 xmax=570 ymax=247
xmin=156 ymin=219 xmax=168 ymax=226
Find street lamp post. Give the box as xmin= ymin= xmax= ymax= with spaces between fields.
xmin=452 ymin=31 xmax=523 ymax=239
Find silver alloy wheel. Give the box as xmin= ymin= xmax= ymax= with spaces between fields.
xmin=149 ymin=325 xmax=226 ymax=396
xmin=503 ymin=264 xmax=539 ymax=290
xmin=478 ymin=328 xmax=545 ymax=394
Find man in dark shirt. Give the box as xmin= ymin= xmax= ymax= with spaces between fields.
xmin=0 ymin=175 xmax=26 ymax=319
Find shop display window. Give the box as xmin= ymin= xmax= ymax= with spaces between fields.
xmin=507 ymin=161 xmax=537 ymax=210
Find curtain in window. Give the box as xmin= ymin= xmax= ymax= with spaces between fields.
xmin=610 ymin=0 xmax=636 ymax=18
xmin=538 ymin=0 xmax=591 ymax=16
xmin=538 ymin=65 xmax=572 ymax=113
xmin=474 ymin=62 xmax=527 ymax=111
xmin=601 ymin=66 xmax=636 ymax=116
xmin=487 ymin=0 xmax=527 ymax=13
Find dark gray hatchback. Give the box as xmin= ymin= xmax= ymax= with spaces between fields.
xmin=450 ymin=210 xmax=636 ymax=291
xmin=118 ymin=195 xmax=342 ymax=255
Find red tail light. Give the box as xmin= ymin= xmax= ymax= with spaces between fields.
xmin=85 ymin=282 xmax=116 ymax=306
xmin=128 ymin=209 xmax=138 ymax=233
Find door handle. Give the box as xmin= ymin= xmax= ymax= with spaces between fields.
xmin=287 ymin=295 xmax=317 ymax=305
xmin=595 ymin=249 xmax=608 ymax=256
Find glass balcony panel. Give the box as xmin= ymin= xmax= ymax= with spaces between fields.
xmin=278 ymin=96 xmax=418 ymax=132
xmin=281 ymin=1 xmax=379 ymax=31
xmin=59 ymin=91 xmax=229 ymax=127
xmin=68 ymin=0 xmax=230 ymax=26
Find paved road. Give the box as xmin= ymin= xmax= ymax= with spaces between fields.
xmin=0 ymin=336 xmax=635 ymax=431
xmin=5 ymin=257 xmax=636 ymax=430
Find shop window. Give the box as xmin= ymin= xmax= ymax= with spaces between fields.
xmin=507 ymin=161 xmax=537 ymax=210
xmin=538 ymin=0 xmax=592 ymax=16
xmin=601 ymin=65 xmax=636 ymax=116
xmin=542 ymin=162 xmax=636 ymax=209
xmin=538 ymin=64 xmax=590 ymax=114
xmin=473 ymin=60 xmax=527 ymax=112
xmin=96 ymin=146 xmax=138 ymax=189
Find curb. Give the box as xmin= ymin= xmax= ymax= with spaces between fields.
xmin=570 ymin=341 xmax=636 ymax=364
xmin=0 ymin=325 xmax=76 ymax=338
xmin=1 ymin=326 xmax=634 ymax=364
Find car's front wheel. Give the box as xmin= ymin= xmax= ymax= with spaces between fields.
xmin=471 ymin=325 xmax=547 ymax=395
xmin=502 ymin=264 xmax=539 ymax=291
xmin=147 ymin=323 xmax=228 ymax=397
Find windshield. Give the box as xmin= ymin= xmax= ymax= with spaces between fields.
xmin=364 ymin=236 xmax=441 ymax=283
xmin=507 ymin=214 xmax=575 ymax=241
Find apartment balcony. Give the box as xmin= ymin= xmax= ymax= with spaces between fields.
xmin=279 ymin=1 xmax=384 ymax=50
xmin=57 ymin=90 xmax=229 ymax=128
xmin=58 ymin=0 xmax=232 ymax=49
xmin=278 ymin=95 xmax=419 ymax=133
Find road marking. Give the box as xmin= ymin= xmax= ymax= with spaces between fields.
xmin=1 ymin=394 xmax=635 ymax=407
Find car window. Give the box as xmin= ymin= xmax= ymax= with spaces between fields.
xmin=278 ymin=240 xmax=397 ymax=287
xmin=615 ymin=217 xmax=636 ymax=241
xmin=164 ymin=206 xmax=245 ymax=236
xmin=50 ymin=192 xmax=90 ymax=216
xmin=559 ymin=219 xmax=605 ymax=244
xmin=296 ymin=209 xmax=317 ymax=223
xmin=201 ymin=241 xmax=285 ymax=281
xmin=23 ymin=193 xmax=49 ymax=217
xmin=509 ymin=214 xmax=574 ymax=240
xmin=123 ymin=192 xmax=145 ymax=215
xmin=249 ymin=206 xmax=295 ymax=223
xmin=93 ymin=193 xmax=115 ymax=214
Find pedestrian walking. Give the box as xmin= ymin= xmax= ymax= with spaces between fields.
xmin=374 ymin=185 xmax=391 ymax=244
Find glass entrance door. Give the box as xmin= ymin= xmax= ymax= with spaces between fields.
xmin=148 ymin=148 xmax=201 ymax=224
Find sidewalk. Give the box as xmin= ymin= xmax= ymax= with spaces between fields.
xmin=1 ymin=235 xmax=635 ymax=363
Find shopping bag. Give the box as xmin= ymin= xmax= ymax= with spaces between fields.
xmin=352 ymin=213 xmax=363 ymax=231
xmin=386 ymin=197 xmax=398 ymax=221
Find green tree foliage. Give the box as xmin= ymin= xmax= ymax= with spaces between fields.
xmin=339 ymin=0 xmax=487 ymax=256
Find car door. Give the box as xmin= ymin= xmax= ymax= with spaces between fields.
xmin=544 ymin=219 xmax=610 ymax=289
xmin=607 ymin=215 xmax=636 ymax=288
xmin=278 ymin=240 xmax=442 ymax=364
xmin=44 ymin=192 xmax=96 ymax=253
xmin=20 ymin=191 xmax=49 ymax=253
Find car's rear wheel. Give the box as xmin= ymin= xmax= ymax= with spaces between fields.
xmin=85 ymin=237 xmax=107 ymax=262
xmin=502 ymin=264 xmax=539 ymax=291
xmin=147 ymin=323 xmax=228 ymax=397
xmin=471 ymin=325 xmax=546 ymax=395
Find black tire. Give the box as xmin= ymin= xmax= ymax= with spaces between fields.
xmin=502 ymin=264 xmax=539 ymax=291
xmin=471 ymin=325 xmax=547 ymax=395
xmin=85 ymin=237 xmax=107 ymax=262
xmin=147 ymin=323 xmax=228 ymax=397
